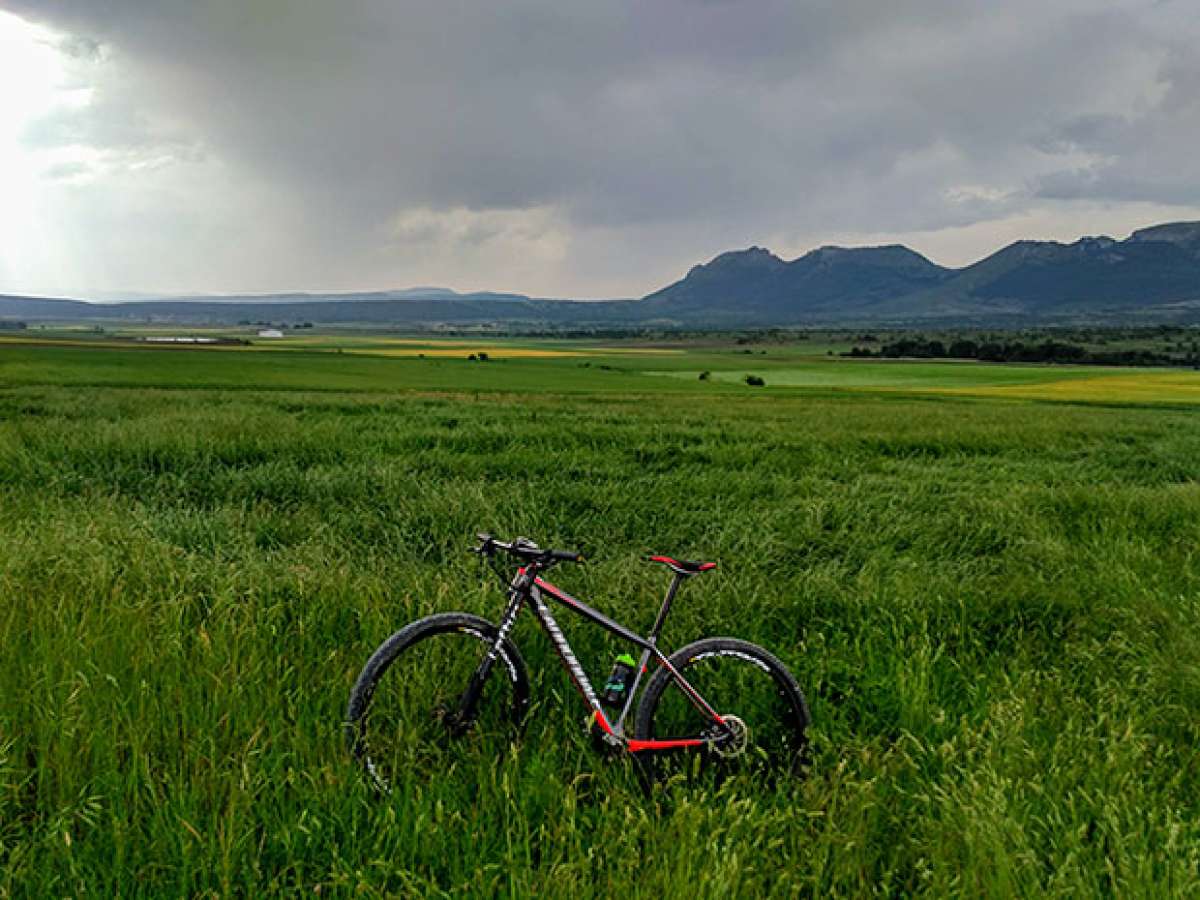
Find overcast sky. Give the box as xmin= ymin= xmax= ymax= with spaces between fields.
xmin=2 ymin=1 xmax=1199 ymax=299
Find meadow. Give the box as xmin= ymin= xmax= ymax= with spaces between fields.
xmin=2 ymin=336 xmax=1200 ymax=896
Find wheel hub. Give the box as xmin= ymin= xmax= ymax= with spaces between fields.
xmin=712 ymin=714 xmax=749 ymax=758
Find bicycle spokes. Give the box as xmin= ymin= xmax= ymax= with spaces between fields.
xmin=645 ymin=652 xmax=803 ymax=781
xmin=357 ymin=631 xmax=517 ymax=787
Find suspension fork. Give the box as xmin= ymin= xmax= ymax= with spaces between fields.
xmin=451 ymin=567 xmax=530 ymax=731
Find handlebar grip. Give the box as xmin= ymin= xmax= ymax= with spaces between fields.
xmin=550 ymin=549 xmax=583 ymax=563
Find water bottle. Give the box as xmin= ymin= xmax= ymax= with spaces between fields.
xmin=601 ymin=654 xmax=637 ymax=707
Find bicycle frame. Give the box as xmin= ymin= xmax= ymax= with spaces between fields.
xmin=464 ymin=563 xmax=731 ymax=753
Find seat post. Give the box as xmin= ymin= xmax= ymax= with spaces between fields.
xmin=648 ymin=572 xmax=686 ymax=642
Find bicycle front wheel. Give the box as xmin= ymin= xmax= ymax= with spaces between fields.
xmin=345 ymin=612 xmax=530 ymax=792
xmin=633 ymin=637 xmax=809 ymax=784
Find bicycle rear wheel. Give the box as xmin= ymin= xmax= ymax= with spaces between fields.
xmin=633 ymin=637 xmax=809 ymax=784
xmin=346 ymin=612 xmax=530 ymax=791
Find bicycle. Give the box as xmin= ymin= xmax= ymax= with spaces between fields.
xmin=346 ymin=534 xmax=810 ymax=790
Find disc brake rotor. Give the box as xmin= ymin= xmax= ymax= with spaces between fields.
xmin=712 ymin=714 xmax=749 ymax=758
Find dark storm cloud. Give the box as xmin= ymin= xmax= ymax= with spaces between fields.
xmin=1033 ymin=42 xmax=1200 ymax=207
xmin=6 ymin=0 xmax=1200 ymax=296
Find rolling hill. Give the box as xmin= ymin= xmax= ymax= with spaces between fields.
xmin=0 ymin=289 xmax=628 ymax=328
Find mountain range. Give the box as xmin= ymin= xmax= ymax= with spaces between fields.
xmin=641 ymin=221 xmax=1200 ymax=325
xmin=4 ymin=221 xmax=1200 ymax=328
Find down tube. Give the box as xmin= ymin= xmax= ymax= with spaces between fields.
xmin=528 ymin=586 xmax=612 ymax=730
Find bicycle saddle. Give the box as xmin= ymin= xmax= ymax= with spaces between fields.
xmin=648 ymin=555 xmax=717 ymax=576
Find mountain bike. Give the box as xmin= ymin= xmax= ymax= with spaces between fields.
xmin=345 ymin=534 xmax=810 ymax=790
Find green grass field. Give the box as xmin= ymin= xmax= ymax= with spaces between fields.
xmin=2 ymin=337 xmax=1200 ymax=896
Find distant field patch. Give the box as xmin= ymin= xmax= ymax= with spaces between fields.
xmin=0 ymin=335 xmax=250 ymax=351
xmin=943 ymin=371 xmax=1200 ymax=403
xmin=647 ymin=360 xmax=1200 ymax=404
xmin=1 ymin=334 xmax=682 ymax=360
xmin=345 ymin=347 xmax=586 ymax=359
xmin=335 ymin=341 xmax=684 ymax=359
xmin=210 ymin=335 xmax=686 ymax=358
xmin=279 ymin=337 xmax=494 ymax=349
xmin=652 ymin=360 xmax=1104 ymax=389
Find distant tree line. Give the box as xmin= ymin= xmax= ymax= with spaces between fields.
xmin=844 ymin=337 xmax=1197 ymax=367
xmin=0 ymin=321 xmax=27 ymax=330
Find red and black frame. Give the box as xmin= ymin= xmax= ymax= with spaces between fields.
xmin=459 ymin=537 xmax=736 ymax=755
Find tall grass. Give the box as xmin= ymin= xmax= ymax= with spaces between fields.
xmin=2 ymin=382 xmax=1199 ymax=895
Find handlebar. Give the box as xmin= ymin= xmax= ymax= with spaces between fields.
xmin=472 ymin=533 xmax=583 ymax=566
